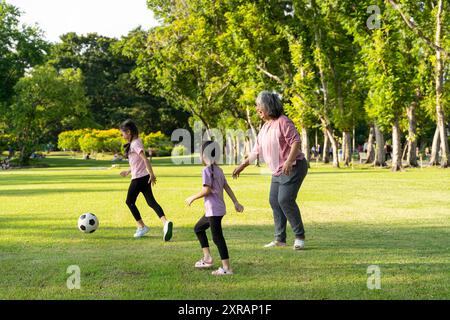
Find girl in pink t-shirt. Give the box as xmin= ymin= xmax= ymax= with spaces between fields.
xmin=119 ymin=119 xmax=173 ymax=240
xmin=185 ymin=141 xmax=244 ymax=276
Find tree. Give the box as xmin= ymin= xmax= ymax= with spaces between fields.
xmin=386 ymin=0 xmax=449 ymax=167
xmin=338 ymin=0 xmax=428 ymax=171
xmin=50 ymin=31 xmax=190 ymax=134
xmin=8 ymin=65 xmax=89 ymax=165
xmin=0 ymin=1 xmax=49 ymax=127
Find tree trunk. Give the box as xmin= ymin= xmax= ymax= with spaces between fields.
xmin=391 ymin=119 xmax=403 ymax=171
xmin=373 ymin=122 xmax=386 ymax=167
xmin=435 ymin=0 xmax=449 ymax=168
xmin=246 ymin=106 xmax=259 ymax=166
xmin=301 ymin=125 xmax=310 ymax=162
xmin=406 ymin=102 xmax=418 ymax=167
xmin=429 ymin=126 xmax=441 ymax=166
xmin=435 ymin=0 xmax=450 ymax=168
xmin=402 ymin=142 xmax=408 ymax=161
xmin=323 ymin=129 xmax=330 ymax=163
xmin=352 ymin=126 xmax=356 ymax=156
xmin=315 ymin=129 xmax=318 ymax=154
xmin=246 ymin=106 xmax=258 ymax=143
xmin=341 ymin=131 xmax=346 ymax=162
xmin=19 ymin=144 xmax=32 ymax=166
xmin=235 ymin=135 xmax=243 ymax=165
xmin=313 ymin=4 xmax=338 ymax=168
xmin=365 ymin=124 xmax=375 ymax=164
xmin=326 ymin=128 xmax=339 ymax=168
xmin=343 ymin=130 xmax=351 ymax=166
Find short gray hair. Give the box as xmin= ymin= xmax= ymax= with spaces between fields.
xmin=256 ymin=91 xmax=284 ymax=118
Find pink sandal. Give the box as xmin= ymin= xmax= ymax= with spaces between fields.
xmin=195 ymin=258 xmax=213 ymax=268
xmin=211 ymin=267 xmax=233 ymax=276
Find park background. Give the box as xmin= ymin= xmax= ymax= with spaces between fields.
xmin=1 ymin=0 xmax=449 ymax=299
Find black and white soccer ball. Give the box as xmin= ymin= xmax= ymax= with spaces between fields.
xmin=78 ymin=213 xmax=99 ymax=233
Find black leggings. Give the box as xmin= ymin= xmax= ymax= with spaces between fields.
xmin=194 ymin=215 xmax=229 ymax=260
xmin=126 ymin=175 xmax=165 ymax=221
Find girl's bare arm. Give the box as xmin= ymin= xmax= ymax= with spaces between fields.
xmin=224 ymin=182 xmax=244 ymax=212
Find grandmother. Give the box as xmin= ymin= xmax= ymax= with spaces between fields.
xmin=232 ymin=91 xmax=308 ymax=250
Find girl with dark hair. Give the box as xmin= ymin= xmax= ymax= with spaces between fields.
xmin=119 ymin=119 xmax=173 ymax=240
xmin=185 ymin=141 xmax=244 ymax=276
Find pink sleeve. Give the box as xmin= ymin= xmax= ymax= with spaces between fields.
xmin=281 ymin=117 xmax=300 ymax=146
xmin=132 ymin=139 xmax=144 ymax=155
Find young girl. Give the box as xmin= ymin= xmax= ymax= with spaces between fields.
xmin=119 ymin=119 xmax=173 ymax=240
xmin=185 ymin=141 xmax=244 ymax=276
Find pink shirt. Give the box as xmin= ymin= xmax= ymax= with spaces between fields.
xmin=202 ymin=165 xmax=227 ymax=217
xmin=128 ymin=138 xmax=148 ymax=179
xmin=248 ymin=115 xmax=305 ymax=176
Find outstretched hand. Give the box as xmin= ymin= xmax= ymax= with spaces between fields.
xmin=232 ymin=165 xmax=244 ymax=179
xmin=234 ymin=202 xmax=244 ymax=213
xmin=185 ymin=196 xmax=196 ymax=206
xmin=120 ymin=171 xmax=129 ymax=177
xmin=149 ymin=173 xmax=157 ymax=186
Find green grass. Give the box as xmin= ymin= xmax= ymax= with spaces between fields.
xmin=0 ymin=153 xmax=449 ymax=300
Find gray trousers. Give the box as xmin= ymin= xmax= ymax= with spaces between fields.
xmin=269 ymin=159 xmax=308 ymax=242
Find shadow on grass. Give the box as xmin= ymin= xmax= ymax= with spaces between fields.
xmin=307 ymin=170 xmax=387 ymax=175
xmin=1 ymin=221 xmax=449 ymax=252
xmin=0 ymin=188 xmax=123 ymax=197
xmin=1 ymin=221 xmax=448 ymax=299
xmin=19 ymin=156 xmax=200 ymax=168
xmin=0 ymin=170 xmax=268 ymax=188
xmin=3 ymin=156 xmax=391 ymax=173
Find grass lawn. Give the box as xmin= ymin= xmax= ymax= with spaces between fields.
xmin=0 ymin=153 xmax=449 ymax=300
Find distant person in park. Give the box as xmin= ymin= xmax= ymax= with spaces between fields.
xmin=357 ymin=144 xmax=363 ymax=153
xmin=113 ymin=153 xmax=123 ymax=161
xmin=186 ymin=141 xmax=244 ymax=275
xmin=232 ymin=91 xmax=308 ymax=250
xmin=119 ymin=119 xmax=173 ymax=240
xmin=84 ymin=153 xmax=91 ymax=160
xmin=384 ymin=143 xmax=392 ymax=161
xmin=1 ymin=158 xmax=10 ymax=170
xmin=425 ymin=147 xmax=431 ymax=159
xmin=8 ymin=146 xmax=14 ymax=158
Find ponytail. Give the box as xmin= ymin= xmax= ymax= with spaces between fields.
xmin=202 ymin=140 xmax=220 ymax=184
xmin=120 ymin=119 xmax=139 ymax=158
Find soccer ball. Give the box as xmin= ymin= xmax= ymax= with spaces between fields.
xmin=78 ymin=213 xmax=99 ymax=233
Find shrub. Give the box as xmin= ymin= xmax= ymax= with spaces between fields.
xmin=95 ymin=129 xmax=124 ymax=153
xmin=79 ymin=133 xmax=102 ymax=154
xmin=142 ymin=131 xmax=173 ymax=157
xmin=0 ymin=134 xmax=15 ymax=153
xmin=58 ymin=129 xmax=89 ymax=151
xmin=172 ymin=144 xmax=187 ymax=156
xmin=58 ymin=129 xmax=125 ymax=154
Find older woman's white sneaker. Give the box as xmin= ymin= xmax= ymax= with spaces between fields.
xmin=294 ymin=239 xmax=305 ymax=250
